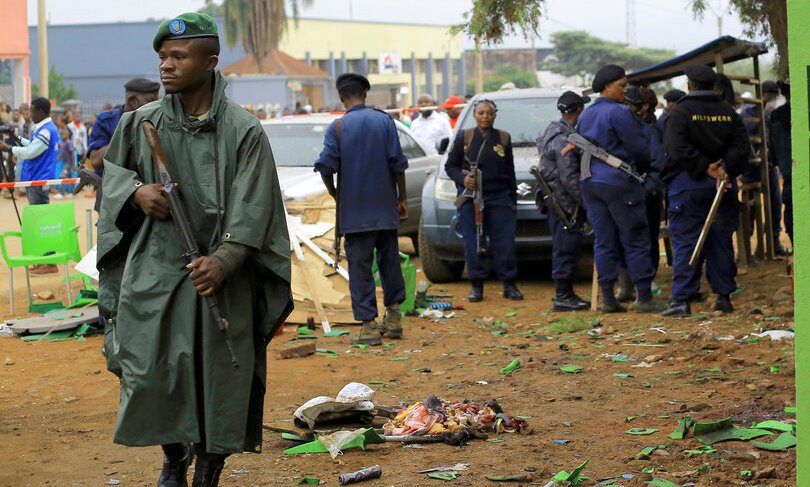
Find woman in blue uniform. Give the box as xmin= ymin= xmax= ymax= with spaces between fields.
xmin=445 ymin=99 xmax=523 ymax=302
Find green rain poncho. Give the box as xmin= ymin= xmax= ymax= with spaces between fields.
xmin=97 ymin=72 xmax=292 ymax=454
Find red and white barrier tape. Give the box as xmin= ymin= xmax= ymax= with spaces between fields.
xmin=0 ymin=178 xmax=80 ymax=189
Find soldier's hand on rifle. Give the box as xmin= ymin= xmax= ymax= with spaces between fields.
xmin=397 ymin=198 xmax=409 ymax=222
xmin=707 ymin=160 xmax=727 ymax=182
xmin=187 ymin=256 xmax=225 ymax=297
xmin=463 ymin=171 xmax=477 ymax=190
xmin=133 ymin=183 xmax=170 ymax=220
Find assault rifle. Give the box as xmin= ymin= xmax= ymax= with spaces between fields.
xmin=455 ymin=158 xmax=487 ymax=255
xmin=141 ymin=121 xmax=239 ymax=368
xmin=564 ymin=133 xmax=646 ymax=184
xmin=529 ymin=165 xmax=576 ymax=230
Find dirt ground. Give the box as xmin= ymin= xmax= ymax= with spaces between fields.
xmin=0 ymin=195 xmax=797 ymax=486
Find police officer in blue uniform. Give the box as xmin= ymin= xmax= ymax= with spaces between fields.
xmin=445 ymin=99 xmax=523 ymax=303
xmin=576 ymin=65 xmax=659 ymax=313
xmin=315 ymin=73 xmax=409 ymax=345
xmin=769 ymin=81 xmax=792 ymax=246
xmin=657 ymin=89 xmax=686 ymax=133
xmin=662 ymin=64 xmax=750 ymax=317
xmin=537 ymin=91 xmax=591 ymax=311
xmin=86 ymin=78 xmax=160 ymax=210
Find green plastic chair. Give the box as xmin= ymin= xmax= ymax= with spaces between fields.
xmin=0 ymin=202 xmax=81 ymax=314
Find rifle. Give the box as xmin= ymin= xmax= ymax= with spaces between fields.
xmin=689 ymin=177 xmax=728 ymax=267
xmin=529 ymin=165 xmax=576 ymax=230
xmin=73 ymin=167 xmax=102 ymax=194
xmin=564 ymin=133 xmax=646 ymax=184
xmin=454 ymin=159 xmax=486 ymax=255
xmin=140 ymin=121 xmax=239 ymax=368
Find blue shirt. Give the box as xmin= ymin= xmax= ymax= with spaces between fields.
xmin=22 ymin=119 xmax=59 ymax=182
xmin=314 ymin=104 xmax=408 ymax=234
xmin=88 ymin=107 xmax=124 ymax=159
xmin=577 ymin=97 xmax=651 ymax=187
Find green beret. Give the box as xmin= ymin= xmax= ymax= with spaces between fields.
xmin=153 ymin=12 xmax=219 ymax=52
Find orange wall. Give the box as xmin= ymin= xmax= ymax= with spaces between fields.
xmin=0 ymin=0 xmax=30 ymax=58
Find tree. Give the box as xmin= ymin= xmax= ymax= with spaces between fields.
xmin=543 ymin=31 xmax=675 ymax=82
xmin=31 ymin=66 xmax=77 ymax=104
xmin=468 ymin=64 xmax=538 ymax=93
xmin=449 ymin=0 xmax=546 ymax=45
xmin=690 ymin=0 xmax=787 ymax=78
xmin=219 ymin=0 xmax=312 ymax=72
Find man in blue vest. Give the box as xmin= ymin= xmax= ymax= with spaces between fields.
xmin=0 ymin=97 xmax=60 ymax=274
xmin=0 ymin=97 xmax=59 ymax=205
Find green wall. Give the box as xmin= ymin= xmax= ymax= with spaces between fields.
xmin=788 ymin=0 xmax=809 ymax=483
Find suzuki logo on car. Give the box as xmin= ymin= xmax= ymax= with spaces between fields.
xmin=516 ymin=182 xmax=533 ymax=197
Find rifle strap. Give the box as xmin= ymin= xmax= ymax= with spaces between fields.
xmin=463 ymin=128 xmax=509 ymax=152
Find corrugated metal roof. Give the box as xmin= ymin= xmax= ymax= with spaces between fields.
xmin=222 ymin=50 xmax=328 ymax=77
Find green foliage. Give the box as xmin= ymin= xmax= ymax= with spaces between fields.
xmin=198 ymin=0 xmax=224 ymax=17
xmin=31 ymin=66 xmax=77 ymax=104
xmin=466 ymin=64 xmax=538 ymax=92
xmin=689 ymin=0 xmax=787 ymax=78
xmin=220 ymin=0 xmax=312 ymax=62
xmin=544 ymin=31 xmax=675 ymax=81
xmin=450 ymin=0 xmax=546 ymax=45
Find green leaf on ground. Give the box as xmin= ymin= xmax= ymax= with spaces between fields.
xmin=645 ymin=479 xmax=680 ymax=487
xmin=668 ymin=416 xmax=693 ymax=440
xmin=499 ymin=359 xmax=521 ymax=374
xmin=625 ymin=428 xmax=659 ymax=435
xmin=560 ymin=365 xmax=584 ymax=374
xmin=751 ymin=432 xmax=797 ymax=451
xmin=389 ymin=356 xmax=411 ymax=361
xmin=427 ymin=471 xmax=460 ymax=480
xmin=505 ymin=310 xmax=517 ymax=317
xmin=750 ymin=420 xmax=795 ymax=433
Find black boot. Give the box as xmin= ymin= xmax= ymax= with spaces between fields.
xmin=713 ymin=295 xmax=734 ymax=314
xmin=600 ymin=285 xmax=626 ymax=313
xmin=192 ymin=451 xmax=227 ymax=487
xmin=158 ymin=443 xmax=192 ymax=487
xmin=615 ymin=269 xmax=635 ymax=303
xmin=662 ymin=301 xmax=691 ymax=317
xmin=468 ymin=280 xmax=484 ymax=302
xmin=503 ymin=281 xmax=524 ymax=301
xmin=552 ymin=282 xmax=589 ymax=311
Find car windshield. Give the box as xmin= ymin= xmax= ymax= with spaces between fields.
xmin=458 ymin=97 xmax=559 ymax=146
xmin=262 ymin=122 xmax=330 ymax=167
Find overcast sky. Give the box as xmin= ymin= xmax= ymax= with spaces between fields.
xmin=27 ymin=0 xmax=752 ymax=54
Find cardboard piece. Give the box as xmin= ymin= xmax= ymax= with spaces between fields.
xmin=6 ymin=306 xmax=99 ymax=335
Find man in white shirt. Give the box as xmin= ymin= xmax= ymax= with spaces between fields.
xmin=409 ymin=94 xmax=452 ymax=154
xmin=67 ymin=112 xmax=88 ymax=159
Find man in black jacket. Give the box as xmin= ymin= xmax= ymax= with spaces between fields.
xmin=536 ymin=91 xmax=591 ymax=311
xmin=662 ymin=64 xmax=750 ymax=317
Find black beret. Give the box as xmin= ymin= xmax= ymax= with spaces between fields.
xmin=777 ymin=80 xmax=790 ymax=97
xmin=124 ymin=77 xmax=161 ymax=93
xmin=557 ymin=91 xmax=590 ymax=112
xmin=762 ymin=80 xmax=779 ymax=93
xmin=592 ymin=64 xmax=626 ymax=93
xmin=663 ymin=89 xmax=686 ymax=103
xmin=684 ymin=64 xmax=717 ymax=84
xmin=624 ymin=86 xmax=643 ymax=105
xmin=336 ymin=73 xmax=370 ymax=93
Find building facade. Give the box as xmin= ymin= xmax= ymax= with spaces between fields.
xmin=27 ymin=17 xmax=464 ymax=115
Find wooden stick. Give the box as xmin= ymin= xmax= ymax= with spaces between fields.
xmin=285 ymin=209 xmax=332 ymax=333
xmin=590 ymin=262 xmax=599 ymax=312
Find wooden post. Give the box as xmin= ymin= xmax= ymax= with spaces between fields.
xmin=753 ymin=55 xmax=777 ymax=260
xmin=37 ymin=0 xmax=48 ymax=99
xmin=474 ymin=37 xmax=484 ymax=94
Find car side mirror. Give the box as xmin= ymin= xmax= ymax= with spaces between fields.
xmin=436 ymin=137 xmax=450 ymax=154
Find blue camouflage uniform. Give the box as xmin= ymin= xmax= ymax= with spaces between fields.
xmin=537 ymin=119 xmax=586 ymax=288
xmin=642 ymin=120 xmax=666 ymax=277
xmin=314 ymin=104 xmax=408 ymax=321
xmin=576 ymin=97 xmax=654 ymax=300
xmin=87 ymin=106 xmax=124 ymax=211
xmin=663 ymin=91 xmax=749 ymax=303
xmin=445 ymin=128 xmax=518 ymax=283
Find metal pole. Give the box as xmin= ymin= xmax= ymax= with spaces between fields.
xmin=37 ymin=0 xmax=49 ymax=99
xmin=85 ymin=209 xmax=93 ymax=251
xmin=474 ymin=38 xmax=484 ymax=94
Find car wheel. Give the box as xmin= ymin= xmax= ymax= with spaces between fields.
xmin=418 ymin=217 xmax=464 ymax=283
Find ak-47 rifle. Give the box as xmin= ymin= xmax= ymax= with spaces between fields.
xmin=689 ymin=176 xmax=728 ymax=267
xmin=529 ymin=165 xmax=576 ymax=230
xmin=564 ymin=133 xmax=646 ymax=184
xmin=455 ymin=156 xmax=487 ymax=255
xmin=73 ymin=167 xmax=102 ymax=194
xmin=140 ymin=121 xmax=239 ymax=368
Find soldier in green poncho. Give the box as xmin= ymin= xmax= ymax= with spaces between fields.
xmin=97 ymin=12 xmax=292 ymax=487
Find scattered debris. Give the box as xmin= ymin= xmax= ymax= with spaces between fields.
xmin=427 ymin=471 xmax=460 ymax=480
xmin=500 ymin=359 xmax=521 ymax=374
xmin=551 ymin=459 xmax=589 ymax=486
xmin=753 ymin=330 xmax=794 ymax=341
xmin=417 ymin=464 xmax=470 ymax=474
xmin=294 ymin=382 xmax=376 ymax=429
xmin=279 ymin=342 xmax=317 ymax=359
xmin=4 ymin=357 xmax=14 ymax=366
xmin=339 ymin=465 xmax=382 ymax=484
